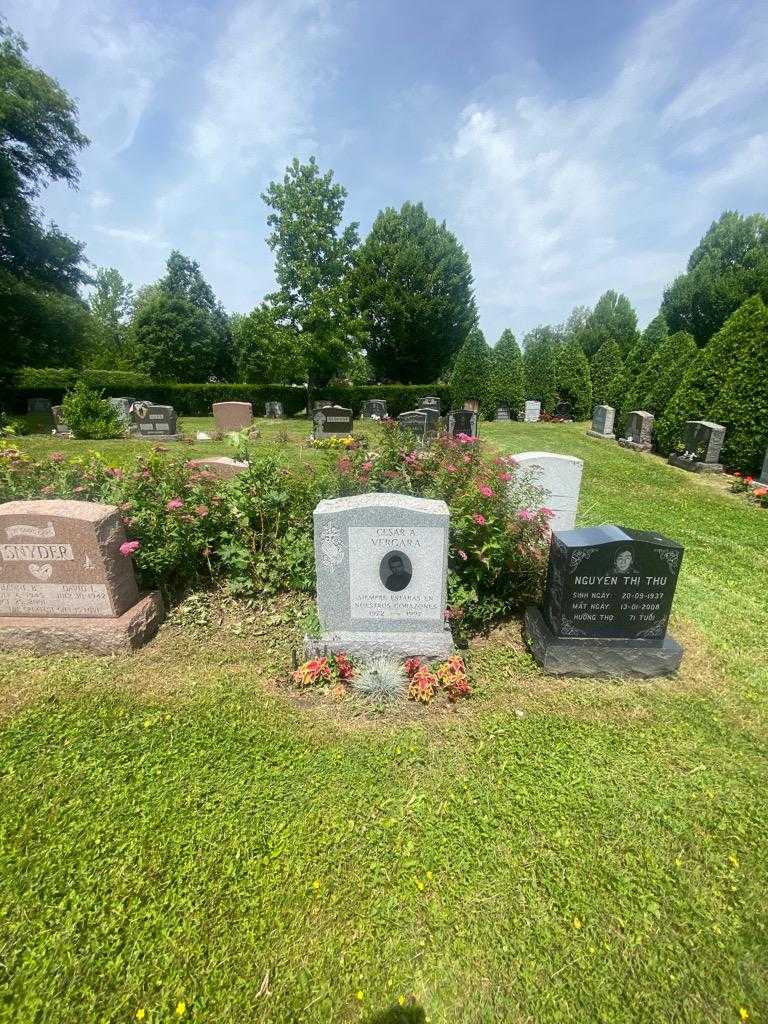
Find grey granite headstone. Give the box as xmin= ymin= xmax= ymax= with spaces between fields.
xmin=397 ymin=410 xmax=429 ymax=444
xmin=51 ymin=406 xmax=71 ymax=437
xmin=447 ymin=409 xmax=478 ymax=438
xmin=361 ymin=399 xmax=388 ymax=419
xmin=306 ymin=493 xmax=453 ymax=659
xmin=758 ymin=448 xmax=768 ymax=486
xmin=313 ymin=405 xmax=353 ymax=438
xmin=131 ymin=403 xmax=179 ymax=439
xmin=418 ymin=396 xmax=441 ymax=412
xmin=525 ymin=524 xmax=684 ymax=677
xmin=587 ymin=404 xmax=616 ymax=440
xmin=618 ymin=411 xmax=654 ymax=452
xmin=27 ymin=397 xmax=52 ymax=414
xmin=513 ymin=451 xmax=583 ymax=531
xmin=524 ymin=401 xmax=541 ymax=423
xmin=265 ymin=401 xmax=284 ymax=419
xmin=495 ymin=404 xmax=511 ymax=421
xmin=668 ymin=420 xmax=726 ymax=474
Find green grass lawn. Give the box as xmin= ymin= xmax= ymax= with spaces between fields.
xmin=1 ymin=421 xmax=766 ymax=1023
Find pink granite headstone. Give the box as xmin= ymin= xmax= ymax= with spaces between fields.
xmin=213 ymin=402 xmax=253 ymax=432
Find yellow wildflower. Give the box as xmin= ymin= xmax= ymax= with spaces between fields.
xmin=356 ymin=991 xmax=364 ymax=1001
xmin=312 ymin=880 xmax=321 ymax=891
xmin=572 ymin=917 xmax=582 ymax=930
xmin=739 ymin=1009 xmax=749 ymax=1021
xmin=175 ymin=1002 xmax=186 ymax=1017
xmin=729 ymin=854 xmax=740 ymax=867
xmin=399 ymin=996 xmax=406 ymax=1007
xmin=136 ymin=1011 xmax=146 ymax=1021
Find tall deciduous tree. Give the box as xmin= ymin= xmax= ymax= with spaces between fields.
xmin=349 ymin=201 xmax=477 ymax=383
xmin=579 ymin=290 xmax=639 ymax=356
xmin=130 ymin=292 xmax=221 ymax=383
xmin=661 ymin=211 xmax=768 ymax=346
xmin=231 ymin=305 xmax=305 ymax=384
xmin=158 ymin=251 xmax=233 ymax=379
xmin=261 ymin=156 xmax=361 ymax=386
xmin=84 ymin=267 xmax=134 ymax=369
xmin=489 ymin=329 xmax=525 ymax=415
xmin=0 ymin=19 xmax=91 ymax=367
xmin=522 ymin=326 xmax=559 ymax=412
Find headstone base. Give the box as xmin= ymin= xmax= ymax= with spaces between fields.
xmin=668 ymin=455 xmax=724 ymax=474
xmin=0 ymin=591 xmax=164 ymax=656
xmin=586 ymin=429 xmax=615 ymax=441
xmin=524 ymin=606 xmax=683 ymax=678
xmin=130 ymin=431 xmax=183 ymax=442
xmin=305 ymin=628 xmax=454 ymax=661
xmin=618 ymin=438 xmax=652 ymax=453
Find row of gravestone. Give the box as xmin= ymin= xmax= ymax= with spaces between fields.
xmin=0 ymin=481 xmax=684 ymax=680
xmin=312 ymin=402 xmax=479 ymax=441
xmin=586 ymin=404 xmax=765 ymax=477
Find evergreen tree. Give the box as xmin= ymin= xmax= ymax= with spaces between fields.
xmin=589 ymin=339 xmax=624 ymax=408
xmin=625 ymin=312 xmax=668 ymax=380
xmin=621 ymin=331 xmax=697 ymax=422
xmin=579 ymin=290 xmax=639 ymax=356
xmin=349 ymin=201 xmax=477 ymax=383
xmin=489 ymin=329 xmax=524 ymax=416
xmin=556 ymin=340 xmax=592 ymax=419
xmin=159 ymin=251 xmax=233 ymax=379
xmin=657 ymin=296 xmax=768 ymax=472
xmin=450 ymin=327 xmax=492 ymax=416
xmin=522 ymin=326 xmax=559 ymax=412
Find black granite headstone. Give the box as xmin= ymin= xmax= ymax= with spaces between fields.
xmin=448 ymin=409 xmax=478 ymax=438
xmin=397 ymin=410 xmax=429 ymax=442
xmin=554 ymin=401 xmax=573 ymax=420
xmin=313 ymin=405 xmax=353 ymax=437
xmin=525 ymin=524 xmax=684 ymax=677
xmin=132 ymin=403 xmax=178 ymax=437
xmin=668 ymin=420 xmax=726 ymax=473
xmin=361 ymin=399 xmax=388 ymax=419
xmin=495 ymin=404 xmax=510 ymax=421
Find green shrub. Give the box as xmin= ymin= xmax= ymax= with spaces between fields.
xmin=522 ymin=328 xmax=558 ymax=412
xmin=620 ymin=331 xmax=697 ymax=423
xmin=450 ymin=328 xmax=493 ymax=418
xmin=656 ymin=295 xmax=768 ymax=472
xmin=60 ymin=382 xmax=123 ymax=440
xmin=589 ymin=340 xmax=624 ymax=408
xmin=489 ymin=329 xmax=524 ymax=416
xmin=555 ymin=341 xmax=592 ymax=419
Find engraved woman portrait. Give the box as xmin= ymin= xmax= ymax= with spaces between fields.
xmin=380 ymin=551 xmax=412 ymax=592
xmin=614 ymin=549 xmax=634 ymax=573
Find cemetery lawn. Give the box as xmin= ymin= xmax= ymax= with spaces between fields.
xmin=1 ymin=421 xmax=767 ymax=1024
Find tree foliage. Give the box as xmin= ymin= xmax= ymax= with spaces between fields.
xmin=621 ymin=331 xmax=697 ymax=422
xmin=0 ymin=20 xmax=91 ymax=367
xmin=130 ymin=292 xmax=224 ymax=383
xmin=522 ymin=327 xmax=559 ymax=412
xmin=661 ymin=211 xmax=768 ymax=346
xmin=489 ymin=329 xmax=524 ymax=415
xmin=589 ymin=339 xmax=623 ymax=408
xmin=158 ymin=251 xmax=233 ymax=379
xmin=657 ymin=296 xmax=768 ymax=472
xmin=349 ymin=201 xmax=477 ymax=383
xmin=556 ymin=340 xmax=592 ymax=419
xmin=261 ymin=156 xmax=361 ymax=386
xmin=624 ymin=312 xmax=668 ymax=381
xmin=83 ymin=267 xmax=134 ymax=369
xmin=578 ymin=290 xmax=639 ymax=356
xmin=231 ymin=304 xmax=305 ymax=384
xmin=450 ymin=328 xmax=492 ymax=417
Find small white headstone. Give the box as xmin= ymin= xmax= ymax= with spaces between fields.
xmin=513 ymin=451 xmax=584 ymax=531
xmin=524 ymin=401 xmax=541 ymax=423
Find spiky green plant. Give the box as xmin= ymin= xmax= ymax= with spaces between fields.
xmin=352 ymin=656 xmax=407 ymax=701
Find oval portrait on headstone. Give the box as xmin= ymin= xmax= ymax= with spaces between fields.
xmin=379 ymin=550 xmax=412 ymax=592
xmin=614 ymin=549 xmax=634 ymax=573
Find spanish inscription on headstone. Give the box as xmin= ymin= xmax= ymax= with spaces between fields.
xmin=668 ymin=420 xmax=726 ymax=473
xmin=0 ymin=499 xmax=164 ymax=653
xmin=587 ymin=404 xmax=616 ymax=440
xmin=306 ymin=493 xmax=453 ymax=659
xmin=524 ymin=524 xmax=684 ymax=677
xmin=313 ymin=405 xmax=353 ymax=438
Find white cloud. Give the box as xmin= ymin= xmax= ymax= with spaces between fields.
xmin=88 ymin=190 xmax=113 ymax=210
xmin=95 ymin=225 xmax=165 ymax=247
xmin=443 ymin=0 xmax=768 ymax=341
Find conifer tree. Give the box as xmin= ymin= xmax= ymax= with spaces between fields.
xmin=450 ymin=327 xmax=492 ymax=417
xmin=489 ymin=329 xmax=525 ymax=416
xmin=589 ymin=339 xmax=624 ymax=408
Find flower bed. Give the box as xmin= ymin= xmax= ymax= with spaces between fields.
xmin=728 ymin=472 xmax=768 ymax=508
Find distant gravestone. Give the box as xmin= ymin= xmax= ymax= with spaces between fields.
xmin=361 ymin=399 xmax=388 ymax=419
xmin=27 ymin=397 xmax=52 ymax=414
xmin=313 ymin=405 xmax=353 ymax=438
xmin=131 ymin=403 xmax=179 ymax=439
xmin=306 ymin=493 xmax=453 ymax=659
xmin=264 ymin=401 xmax=284 ymax=419
xmin=189 ymin=456 xmax=248 ymax=480
xmin=397 ymin=410 xmax=429 ymax=444
xmin=514 ymin=451 xmax=583 ymax=531
xmin=587 ymin=404 xmax=616 ymax=440
xmin=758 ymin=448 xmax=768 ymax=486
xmin=554 ymin=401 xmax=573 ymax=420
xmin=0 ymin=499 xmax=163 ymax=654
xmin=418 ymin=396 xmax=441 ymax=412
xmin=524 ymin=524 xmax=684 ymax=677
xmin=524 ymin=401 xmax=541 ymax=423
xmin=618 ymin=411 xmax=654 ymax=452
xmin=668 ymin=420 xmax=726 ymax=474
xmin=495 ymin=404 xmax=511 ymax=421
xmin=213 ymin=402 xmax=253 ymax=433
xmin=447 ymin=409 xmax=478 ymax=438
xmin=51 ymin=406 xmax=71 ymax=437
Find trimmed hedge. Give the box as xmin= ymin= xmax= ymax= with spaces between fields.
xmin=1 ymin=369 xmax=452 ymax=419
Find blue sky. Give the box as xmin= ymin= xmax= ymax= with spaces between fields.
xmin=7 ymin=0 xmax=768 ymax=342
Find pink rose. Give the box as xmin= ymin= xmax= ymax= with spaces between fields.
xmin=446 ymin=464 xmax=457 ymax=473
xmin=457 ymin=433 xmax=476 ymax=444
xmin=472 ymin=514 xmax=487 ymax=526
xmin=119 ymin=540 xmax=140 ymax=557
xmin=194 ymin=504 xmax=209 ymax=518
xmin=166 ymin=498 xmax=183 ymax=511
xmin=49 ymin=452 xmax=64 ymax=463
xmin=518 ymin=508 xmax=533 ymax=521
xmin=463 ymin=455 xmax=471 ymax=463
xmin=477 ymin=484 xmax=494 ymax=498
